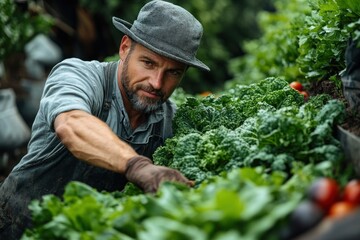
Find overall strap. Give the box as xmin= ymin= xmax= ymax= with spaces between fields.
xmin=99 ymin=61 xmax=118 ymax=121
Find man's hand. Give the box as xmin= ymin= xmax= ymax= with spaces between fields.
xmin=125 ymin=156 xmax=194 ymax=193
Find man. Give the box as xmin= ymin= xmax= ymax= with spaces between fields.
xmin=0 ymin=0 xmax=210 ymax=238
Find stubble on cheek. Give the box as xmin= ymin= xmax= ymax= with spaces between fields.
xmin=121 ymin=58 xmax=166 ymax=112
xmin=128 ymin=83 xmax=165 ymax=112
xmin=137 ymin=85 xmax=164 ymax=104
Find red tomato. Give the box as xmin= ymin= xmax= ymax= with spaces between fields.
xmin=307 ymin=177 xmax=340 ymax=211
xmin=328 ymin=201 xmax=357 ymax=218
xmin=343 ymin=179 xmax=360 ymax=204
xmin=289 ymin=81 xmax=304 ymax=91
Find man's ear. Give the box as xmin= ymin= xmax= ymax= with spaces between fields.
xmin=119 ymin=35 xmax=132 ymax=61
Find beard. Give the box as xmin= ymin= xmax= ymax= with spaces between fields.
xmin=120 ymin=57 xmax=165 ymax=113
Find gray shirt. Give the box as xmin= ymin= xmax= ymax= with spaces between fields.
xmin=0 ymin=59 xmax=177 ymax=234
xmin=15 ymin=58 xmax=175 ymax=174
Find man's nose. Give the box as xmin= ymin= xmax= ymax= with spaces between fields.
xmin=149 ymin=70 xmax=164 ymax=90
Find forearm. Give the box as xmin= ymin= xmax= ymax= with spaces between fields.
xmin=54 ymin=110 xmax=193 ymax=193
xmin=54 ymin=110 xmax=137 ymax=173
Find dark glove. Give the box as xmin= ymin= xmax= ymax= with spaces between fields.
xmin=125 ymin=156 xmax=194 ymax=193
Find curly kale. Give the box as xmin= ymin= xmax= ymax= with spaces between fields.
xmin=154 ymin=126 xmax=251 ymax=183
xmin=153 ymin=132 xmax=209 ymax=182
xmin=173 ymin=77 xmax=304 ymax=135
xmin=154 ymin=91 xmax=346 ymax=183
xmin=310 ymin=99 xmax=345 ymax=147
xmin=172 ymin=96 xmax=223 ymax=135
xmin=197 ymin=126 xmax=251 ymax=172
xmin=243 ymin=99 xmax=345 ymax=169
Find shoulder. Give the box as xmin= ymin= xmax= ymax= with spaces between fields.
xmin=46 ymin=58 xmax=111 ymax=90
xmin=41 ymin=59 xmax=111 ymax=120
xmin=49 ymin=58 xmax=106 ymax=77
xmin=56 ymin=57 xmax=103 ymax=67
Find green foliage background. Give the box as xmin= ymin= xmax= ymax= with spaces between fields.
xmin=0 ymin=0 xmax=53 ymax=60
xmin=227 ymin=0 xmax=360 ymax=89
xmin=2 ymin=0 xmax=359 ymax=94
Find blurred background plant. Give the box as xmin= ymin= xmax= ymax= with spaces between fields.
xmin=2 ymin=0 xmax=359 ymax=94
xmin=0 ymin=0 xmax=53 ymax=88
xmin=226 ymin=0 xmax=360 ymax=91
xmin=0 ymin=0 xmax=53 ymax=61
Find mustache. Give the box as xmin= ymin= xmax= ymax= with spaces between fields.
xmin=139 ymin=85 xmax=165 ymax=98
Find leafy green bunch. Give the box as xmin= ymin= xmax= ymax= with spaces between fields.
xmin=23 ymin=89 xmax=348 ymax=239
xmin=173 ymin=77 xmax=304 ymax=136
xmin=296 ymin=0 xmax=359 ymax=80
xmin=22 ymin=69 xmax=349 ymax=240
xmin=23 ymin=167 xmax=309 ymax=240
xmin=154 ymin=83 xmax=345 ymax=183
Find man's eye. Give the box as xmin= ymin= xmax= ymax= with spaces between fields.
xmin=169 ymin=70 xmax=182 ymax=77
xmin=143 ymin=60 xmax=154 ymax=67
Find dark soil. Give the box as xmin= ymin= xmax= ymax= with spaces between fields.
xmin=309 ymin=79 xmax=360 ymax=137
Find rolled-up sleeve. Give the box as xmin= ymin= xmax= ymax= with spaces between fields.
xmin=40 ymin=58 xmax=105 ymax=131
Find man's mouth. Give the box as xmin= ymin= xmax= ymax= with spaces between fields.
xmin=139 ymin=88 xmax=163 ymax=99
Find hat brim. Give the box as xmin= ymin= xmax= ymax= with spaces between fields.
xmin=112 ymin=17 xmax=210 ymax=72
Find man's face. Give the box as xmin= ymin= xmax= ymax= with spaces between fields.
xmin=119 ymin=36 xmax=187 ymax=113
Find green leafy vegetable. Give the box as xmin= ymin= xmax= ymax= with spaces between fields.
xmin=173 ymin=77 xmax=304 ymax=135
xmin=154 ymin=80 xmax=345 ymax=183
xmin=23 ymin=168 xmax=308 ymax=240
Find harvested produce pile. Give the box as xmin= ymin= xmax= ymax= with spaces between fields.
xmin=22 ymin=79 xmax=352 ymax=240
xmin=154 ymin=78 xmax=345 ymax=183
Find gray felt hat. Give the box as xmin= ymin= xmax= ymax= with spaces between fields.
xmin=112 ymin=0 xmax=210 ymax=71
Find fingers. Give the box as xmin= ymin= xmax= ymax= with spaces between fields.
xmin=140 ymin=167 xmax=195 ymax=193
xmin=125 ymin=156 xmax=194 ymax=193
xmin=153 ymin=167 xmax=195 ymax=189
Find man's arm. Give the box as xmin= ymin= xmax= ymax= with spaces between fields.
xmin=54 ymin=109 xmax=136 ymax=174
xmin=54 ymin=109 xmax=194 ymax=192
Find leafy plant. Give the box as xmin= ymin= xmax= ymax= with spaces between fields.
xmin=173 ymin=77 xmax=304 ymax=136
xmin=0 ymin=0 xmax=53 ymax=60
xmin=154 ymin=92 xmax=345 ymax=183
xmin=227 ymin=0 xmax=360 ymax=88
xmin=23 ymin=167 xmax=310 ymax=240
xmin=22 ymin=77 xmax=352 ymax=240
